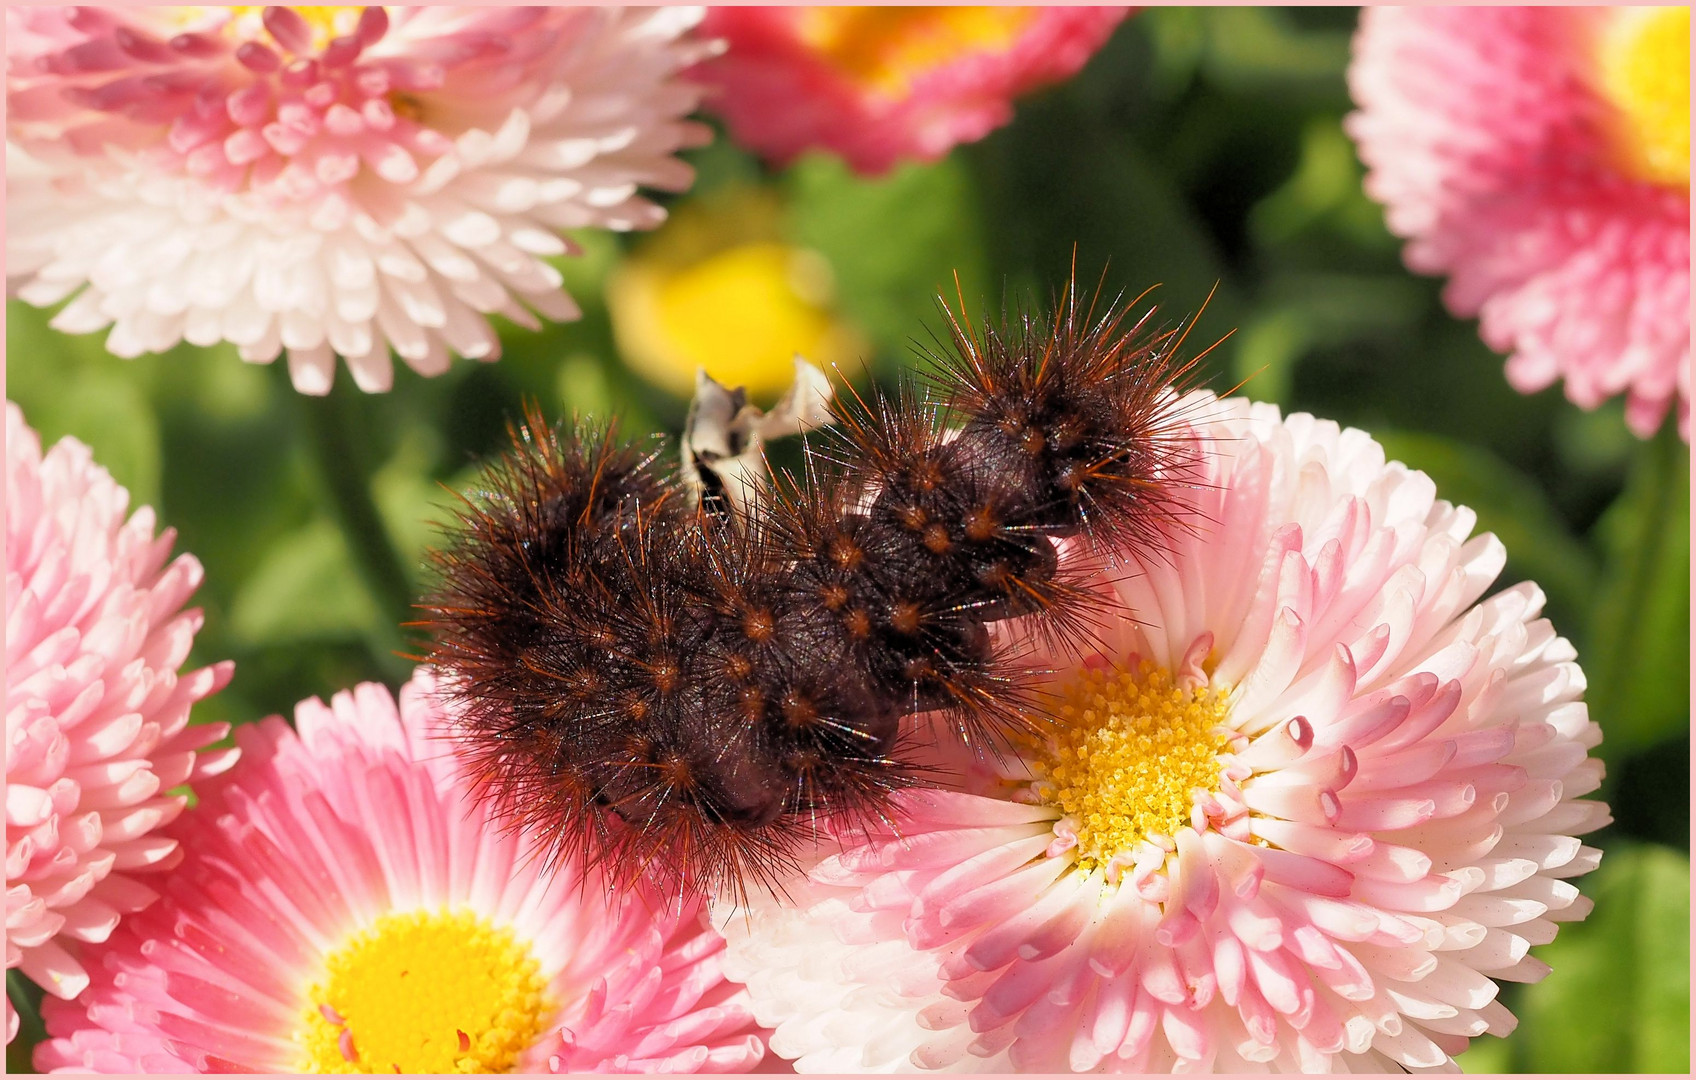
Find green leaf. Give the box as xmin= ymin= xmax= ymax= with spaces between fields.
xmin=372 ymin=424 xmax=452 ymax=569
xmin=227 ymin=518 xmax=380 ymax=647
xmin=1585 ymin=426 xmax=1690 ymax=763
xmin=1248 ymin=120 xmax=1361 ymax=247
xmin=6 ymin=302 xmax=164 ymax=511
xmin=964 ymin=90 xmax=1242 ymax=367
xmin=1137 ymin=7 xmax=1207 ymax=102
xmin=556 ymin=351 xmax=617 ymax=418
xmin=552 ymin=227 xmax=625 ymax=314
xmin=1455 ymin=1035 xmax=1511 ymax=1074
xmin=1232 ymin=308 xmax=1310 ymax=406
xmin=1516 ymin=844 xmax=1690 ymax=1072
xmin=1370 ymin=429 xmax=1597 ymax=622
xmin=1199 ymin=7 xmax=1352 ymax=91
xmin=783 ymin=153 xmax=990 ymax=371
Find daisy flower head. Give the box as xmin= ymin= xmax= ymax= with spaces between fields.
xmin=6 ymin=6 xmax=715 ymax=395
xmin=33 ymin=668 xmax=767 ymax=1074
xmin=693 ymin=7 xmax=1129 ymax=175
xmin=1346 ymin=6 xmax=1691 ymax=439
xmin=717 ymin=393 xmax=1609 ymax=1072
xmin=6 ymin=402 xmax=235 ymax=1044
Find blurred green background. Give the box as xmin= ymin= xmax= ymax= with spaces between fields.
xmin=6 ymin=8 xmax=1688 ymax=1073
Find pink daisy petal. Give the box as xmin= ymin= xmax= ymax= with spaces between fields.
xmin=5 ymin=402 xmax=231 ymax=1041
xmin=34 ymin=668 xmax=767 ymax=1073
xmin=693 ymin=6 xmax=1129 ymax=175
xmin=1346 ymin=6 xmax=1690 ymax=439
xmin=717 ymin=393 xmax=1608 ymax=1072
xmin=7 ymin=6 xmax=713 ymax=394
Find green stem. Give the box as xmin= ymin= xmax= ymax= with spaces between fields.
xmin=8 ymin=971 xmax=46 ymax=1073
xmin=293 ymin=384 xmax=416 ymax=684
xmin=1592 ymin=422 xmax=1682 ymax=749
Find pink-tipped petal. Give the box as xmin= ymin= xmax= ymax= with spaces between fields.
xmin=1347 ymin=6 xmax=1689 ymax=440
xmin=34 ymin=667 xmax=768 ymax=1073
xmin=716 ymin=392 xmax=1606 ymax=1072
xmin=8 ymin=6 xmax=715 ymax=394
xmin=5 ymin=402 xmax=229 ymax=1040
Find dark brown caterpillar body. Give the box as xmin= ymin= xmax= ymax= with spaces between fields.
xmin=421 ymin=280 xmax=1205 ymax=901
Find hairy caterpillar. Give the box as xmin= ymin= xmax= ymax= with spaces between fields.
xmin=420 ymin=276 xmax=1208 ymax=902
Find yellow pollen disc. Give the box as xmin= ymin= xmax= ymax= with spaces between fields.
xmin=1028 ymin=661 xmax=1231 ymax=870
xmin=1594 ymin=6 xmax=1690 ymax=189
xmin=299 ymin=909 xmax=552 ymax=1074
xmin=795 ymin=6 xmax=1038 ymax=99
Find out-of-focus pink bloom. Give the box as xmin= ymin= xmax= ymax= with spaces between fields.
xmin=6 ymin=402 xmax=234 ymax=1044
xmin=34 ymin=669 xmax=766 ymax=1073
xmin=7 ymin=6 xmax=713 ymax=394
xmin=1347 ymin=6 xmax=1690 ymax=439
xmin=694 ymin=7 xmax=1128 ymax=175
xmin=717 ymin=393 xmax=1609 ymax=1072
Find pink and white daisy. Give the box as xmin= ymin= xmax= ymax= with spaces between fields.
xmin=34 ymin=669 xmax=767 ymax=1073
xmin=6 ymin=402 xmax=235 ymax=1045
xmin=1346 ymin=6 xmax=1690 ymax=439
xmin=6 ymin=6 xmax=713 ymax=394
xmin=716 ymin=393 xmax=1609 ymax=1072
xmin=693 ymin=7 xmax=1128 ymax=175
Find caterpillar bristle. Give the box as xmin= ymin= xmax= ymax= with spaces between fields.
xmin=419 ymin=273 xmax=1211 ymax=903
xmin=924 ymin=276 xmax=1203 ymax=558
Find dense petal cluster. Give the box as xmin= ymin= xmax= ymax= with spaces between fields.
xmin=693 ymin=6 xmax=1128 ymax=174
xmin=34 ymin=670 xmax=766 ymax=1073
xmin=1347 ymin=6 xmax=1690 ymax=438
xmin=6 ymin=5 xmax=713 ymax=393
xmin=717 ymin=393 xmax=1609 ymax=1072
xmin=6 ymin=402 xmax=234 ymax=1044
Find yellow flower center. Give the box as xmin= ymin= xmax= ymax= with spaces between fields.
xmin=298 ymin=909 xmax=552 ymax=1074
xmin=795 ymin=6 xmax=1038 ymax=99
xmin=1029 ymin=661 xmax=1232 ymax=870
xmin=611 ymin=239 xmax=860 ymax=399
xmin=1594 ymin=6 xmax=1690 ymax=189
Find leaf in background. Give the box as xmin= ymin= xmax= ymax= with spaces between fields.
xmin=551 ymin=228 xmax=625 ymax=315
xmin=1199 ymin=7 xmax=1351 ymax=92
xmin=1585 ymin=426 xmax=1690 ymax=765
xmin=1554 ymin=397 xmax=1638 ymax=480
xmin=1234 ymin=272 xmax=1426 ymax=405
xmin=1137 ymin=7 xmax=1206 ymax=103
xmin=1370 ymin=429 xmax=1598 ymax=624
xmin=783 ymin=153 xmax=989 ymax=371
xmin=1232 ymin=308 xmax=1310 ymax=406
xmin=966 ymin=90 xmax=1243 ymax=365
xmin=1516 ymin=843 xmax=1690 ymax=1073
xmin=228 ymin=518 xmax=380 ymax=647
xmin=1247 ymin=119 xmax=1401 ymax=255
xmin=1455 ymin=1035 xmax=1512 ymax=1074
xmin=556 ymin=351 xmax=616 ymax=418
xmin=7 ymin=302 xmax=164 ymax=511
xmin=373 ymin=424 xmax=452 ymax=570
xmin=7 ymin=970 xmax=45 ymax=1074
xmin=1248 ymin=120 xmax=1361 ymax=247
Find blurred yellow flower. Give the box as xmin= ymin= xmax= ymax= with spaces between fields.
xmin=607 ymin=189 xmax=867 ymax=400
xmin=1594 ymin=5 xmax=1689 ymax=188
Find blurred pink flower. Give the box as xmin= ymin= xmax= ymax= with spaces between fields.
xmin=717 ymin=394 xmax=1609 ymax=1072
xmin=35 ymin=669 xmax=766 ymax=1073
xmin=1347 ymin=6 xmax=1690 ymax=439
xmin=694 ymin=6 xmax=1128 ymax=175
xmin=6 ymin=402 xmax=234 ymax=1044
xmin=6 ymin=6 xmax=713 ymax=394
